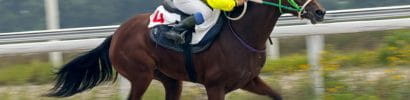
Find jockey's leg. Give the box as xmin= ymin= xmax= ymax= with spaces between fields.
xmin=163 ymin=0 xmax=212 ymax=44
xmin=173 ymin=0 xmax=212 ymax=19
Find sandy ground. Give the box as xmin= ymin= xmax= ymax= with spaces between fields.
xmin=0 ymin=67 xmax=409 ymax=100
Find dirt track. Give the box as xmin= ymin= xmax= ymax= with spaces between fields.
xmin=0 ymin=67 xmax=409 ymax=100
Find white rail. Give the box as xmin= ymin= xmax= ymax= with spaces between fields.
xmin=272 ymin=18 xmax=410 ymax=37
xmin=1 ymin=18 xmax=409 ymax=55
xmin=1 ymin=5 xmax=410 ymax=44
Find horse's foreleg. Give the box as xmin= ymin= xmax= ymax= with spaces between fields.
xmin=205 ymin=85 xmax=226 ymax=100
xmin=241 ymin=76 xmax=282 ymax=100
xmin=154 ymin=70 xmax=182 ymax=100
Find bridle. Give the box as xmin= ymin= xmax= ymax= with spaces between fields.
xmin=224 ymin=0 xmax=314 ymax=52
xmin=225 ymin=0 xmax=314 ymax=20
xmin=297 ymin=0 xmax=313 ymax=18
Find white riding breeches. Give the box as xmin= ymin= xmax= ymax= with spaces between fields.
xmin=172 ymin=0 xmax=220 ymax=44
xmin=173 ymin=0 xmax=213 ymax=21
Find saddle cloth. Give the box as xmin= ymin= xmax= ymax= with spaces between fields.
xmin=148 ymin=5 xmax=221 ymax=44
xmin=147 ymin=3 xmax=225 ymax=53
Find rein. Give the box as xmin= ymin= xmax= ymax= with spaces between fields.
xmin=251 ymin=0 xmax=313 ymax=18
xmin=252 ymin=0 xmax=301 ymax=12
xmin=225 ymin=2 xmax=248 ymax=20
xmin=227 ymin=20 xmax=266 ymax=53
xmin=225 ymin=0 xmax=313 ymax=20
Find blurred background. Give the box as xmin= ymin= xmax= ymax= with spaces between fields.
xmin=0 ymin=0 xmax=409 ymax=100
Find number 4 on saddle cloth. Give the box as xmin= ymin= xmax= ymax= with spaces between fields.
xmin=148 ymin=0 xmax=224 ymax=53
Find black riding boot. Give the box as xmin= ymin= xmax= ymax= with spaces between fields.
xmin=164 ymin=16 xmax=197 ymax=44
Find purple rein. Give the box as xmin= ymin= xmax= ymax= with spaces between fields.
xmin=227 ymin=20 xmax=266 ymax=53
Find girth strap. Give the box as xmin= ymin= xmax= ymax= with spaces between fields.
xmin=182 ymin=30 xmax=198 ymax=82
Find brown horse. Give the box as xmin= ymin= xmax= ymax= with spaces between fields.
xmin=46 ymin=0 xmax=325 ymax=100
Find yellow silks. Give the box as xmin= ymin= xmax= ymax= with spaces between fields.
xmin=205 ymin=0 xmax=236 ymax=11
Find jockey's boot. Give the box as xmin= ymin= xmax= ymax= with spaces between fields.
xmin=164 ymin=15 xmax=199 ymax=44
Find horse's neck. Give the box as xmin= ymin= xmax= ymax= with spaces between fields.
xmin=230 ymin=3 xmax=281 ymax=50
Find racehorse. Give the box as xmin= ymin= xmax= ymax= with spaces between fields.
xmin=46 ymin=0 xmax=325 ymax=100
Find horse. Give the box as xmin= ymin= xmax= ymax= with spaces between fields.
xmin=46 ymin=0 xmax=325 ymax=100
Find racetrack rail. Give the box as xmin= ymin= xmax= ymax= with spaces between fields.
xmin=0 ymin=5 xmax=410 ymax=44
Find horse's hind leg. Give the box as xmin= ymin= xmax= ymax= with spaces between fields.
xmin=241 ymin=76 xmax=282 ymax=100
xmin=111 ymin=54 xmax=155 ymax=100
xmin=127 ymin=74 xmax=153 ymax=100
xmin=154 ymin=70 xmax=182 ymax=100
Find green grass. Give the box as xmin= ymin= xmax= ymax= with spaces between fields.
xmin=262 ymin=54 xmax=308 ymax=74
xmin=143 ymin=83 xmax=165 ymax=100
xmin=0 ymin=84 xmax=120 ymax=100
xmin=323 ymin=68 xmax=410 ymax=100
xmin=0 ymin=60 xmax=53 ymax=85
xmin=262 ymin=29 xmax=410 ymax=74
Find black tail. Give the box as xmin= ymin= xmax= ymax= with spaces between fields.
xmin=46 ymin=36 xmax=116 ymax=97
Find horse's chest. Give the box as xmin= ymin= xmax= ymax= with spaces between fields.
xmin=222 ymin=53 xmax=266 ymax=85
xmin=230 ymin=53 xmax=266 ymax=71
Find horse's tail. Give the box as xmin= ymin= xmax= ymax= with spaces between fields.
xmin=46 ymin=36 xmax=116 ymax=97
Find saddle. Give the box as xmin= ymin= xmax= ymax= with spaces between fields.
xmin=148 ymin=0 xmax=224 ymax=53
xmin=147 ymin=0 xmax=225 ymax=82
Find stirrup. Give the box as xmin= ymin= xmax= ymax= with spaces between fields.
xmin=164 ymin=13 xmax=204 ymax=44
xmin=163 ymin=30 xmax=186 ymax=44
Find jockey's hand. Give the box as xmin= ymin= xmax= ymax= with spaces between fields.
xmin=236 ymin=0 xmax=248 ymax=6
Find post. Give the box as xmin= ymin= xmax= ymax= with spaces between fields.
xmin=266 ymin=38 xmax=280 ymax=60
xmin=45 ymin=0 xmax=60 ymax=30
xmin=45 ymin=0 xmax=63 ymax=67
xmin=306 ymin=35 xmax=325 ymax=100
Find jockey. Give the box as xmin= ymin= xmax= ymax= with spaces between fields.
xmin=164 ymin=0 xmax=247 ymax=44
